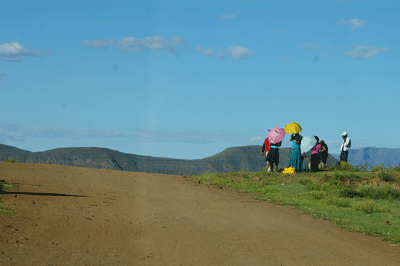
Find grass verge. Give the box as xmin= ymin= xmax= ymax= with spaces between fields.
xmin=0 ymin=180 xmax=17 ymax=215
xmin=189 ymin=166 xmax=400 ymax=244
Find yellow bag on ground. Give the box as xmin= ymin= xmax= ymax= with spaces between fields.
xmin=282 ymin=167 xmax=296 ymax=174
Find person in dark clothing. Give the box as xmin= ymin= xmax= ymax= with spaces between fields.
xmin=304 ymin=136 xmax=322 ymax=172
xmin=320 ymin=140 xmax=328 ymax=168
xmin=266 ymin=141 xmax=281 ymax=172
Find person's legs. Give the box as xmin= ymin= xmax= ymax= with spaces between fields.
xmin=343 ymin=151 xmax=349 ymax=162
xmin=265 ymin=162 xmax=270 ymax=171
xmin=289 ymin=151 xmax=295 ymax=168
xmin=268 ymin=148 xmax=278 ymax=172
xmin=295 ymin=150 xmax=301 ymax=172
xmin=266 ymin=162 xmax=273 ymax=172
xmin=323 ymin=155 xmax=328 ymax=168
xmin=265 ymin=151 xmax=272 ymax=172
xmin=266 ymin=150 xmax=274 ymax=172
xmin=339 ymin=150 xmax=346 ymax=162
xmin=271 ymin=157 xmax=278 ymax=172
xmin=311 ymin=154 xmax=320 ymax=172
xmin=319 ymin=155 xmax=324 ymax=169
xmin=274 ymin=164 xmax=278 ymax=172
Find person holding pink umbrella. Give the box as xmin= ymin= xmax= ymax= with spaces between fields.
xmin=265 ymin=128 xmax=286 ymax=173
xmin=265 ymin=141 xmax=281 ymax=173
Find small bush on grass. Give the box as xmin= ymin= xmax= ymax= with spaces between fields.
xmin=323 ymin=164 xmax=336 ymax=171
xmin=5 ymin=158 xmax=16 ymax=163
xmin=242 ymin=172 xmax=250 ymax=180
xmin=332 ymin=170 xmax=341 ymax=179
xmin=352 ymin=199 xmax=391 ymax=214
xmin=299 ymin=177 xmax=335 ymax=192
xmin=328 ymin=196 xmax=351 ymax=207
xmin=358 ymin=183 xmax=400 ymax=200
xmin=323 ymin=171 xmax=367 ymax=187
xmin=337 ymin=187 xmax=363 ymax=198
xmin=390 ymin=163 xmax=400 ymax=172
xmin=339 ymin=172 xmax=364 ymax=183
xmin=349 ymin=173 xmax=363 ymax=182
xmin=335 ymin=162 xmax=355 ymax=172
xmin=370 ymin=164 xmax=387 ymax=172
xmin=353 ymin=162 xmax=371 ymax=172
xmin=321 ymin=171 xmax=342 ymax=184
xmin=311 ymin=191 xmax=327 ymax=200
xmin=297 ymin=178 xmax=310 ymax=186
xmin=0 ymin=180 xmax=16 ymax=192
xmin=377 ymin=169 xmax=393 ymax=182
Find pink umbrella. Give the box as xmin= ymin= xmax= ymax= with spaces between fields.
xmin=267 ymin=127 xmax=286 ymax=144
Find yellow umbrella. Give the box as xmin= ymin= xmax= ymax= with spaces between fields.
xmin=284 ymin=122 xmax=302 ymax=134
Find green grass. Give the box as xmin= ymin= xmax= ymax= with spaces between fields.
xmin=189 ymin=164 xmax=400 ymax=244
xmin=0 ymin=180 xmax=17 ymax=215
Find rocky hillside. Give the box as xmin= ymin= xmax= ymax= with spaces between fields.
xmin=0 ymin=144 xmax=338 ymax=175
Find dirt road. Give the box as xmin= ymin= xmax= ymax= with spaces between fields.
xmin=1 ymin=162 xmax=399 ymax=265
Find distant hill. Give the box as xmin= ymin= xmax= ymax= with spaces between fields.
xmin=331 ymin=148 xmax=400 ymax=168
xmin=0 ymin=144 xmax=338 ymax=175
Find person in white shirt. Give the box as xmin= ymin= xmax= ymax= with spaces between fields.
xmin=340 ymin=132 xmax=351 ymax=162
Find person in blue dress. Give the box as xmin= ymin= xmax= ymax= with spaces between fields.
xmin=289 ymin=133 xmax=303 ymax=172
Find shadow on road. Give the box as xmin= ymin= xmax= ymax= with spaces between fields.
xmin=0 ymin=191 xmax=88 ymax=197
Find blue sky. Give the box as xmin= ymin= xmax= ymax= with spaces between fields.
xmin=1 ymin=0 xmax=399 ymax=159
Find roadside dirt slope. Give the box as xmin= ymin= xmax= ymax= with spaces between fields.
xmin=0 ymin=162 xmax=399 ymax=265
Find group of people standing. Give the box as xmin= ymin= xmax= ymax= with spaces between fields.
xmin=262 ymin=132 xmax=351 ymax=173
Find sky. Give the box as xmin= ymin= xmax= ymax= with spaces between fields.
xmin=1 ymin=0 xmax=399 ymax=160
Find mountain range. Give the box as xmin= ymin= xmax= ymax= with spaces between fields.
xmin=0 ymin=144 xmax=338 ymax=175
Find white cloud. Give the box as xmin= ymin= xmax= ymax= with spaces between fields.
xmin=194 ymin=45 xmax=214 ymax=56
xmin=283 ymin=57 xmax=290 ymax=62
xmin=83 ymin=36 xmax=187 ymax=54
xmin=225 ymin=45 xmax=255 ymax=59
xmin=129 ymin=128 xmax=247 ymax=144
xmin=216 ymin=53 xmax=226 ymax=59
xmin=345 ymin=45 xmax=389 ymax=59
xmin=301 ymin=42 xmax=320 ymax=50
xmin=0 ymin=72 xmax=6 ymax=79
xmin=336 ymin=18 xmax=368 ymax=29
xmin=0 ymin=42 xmax=50 ymax=62
xmin=248 ymin=137 xmax=262 ymax=142
xmin=272 ymin=29 xmax=281 ymax=33
xmin=0 ymin=123 xmax=125 ymax=142
xmin=221 ymin=12 xmax=239 ymax=20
